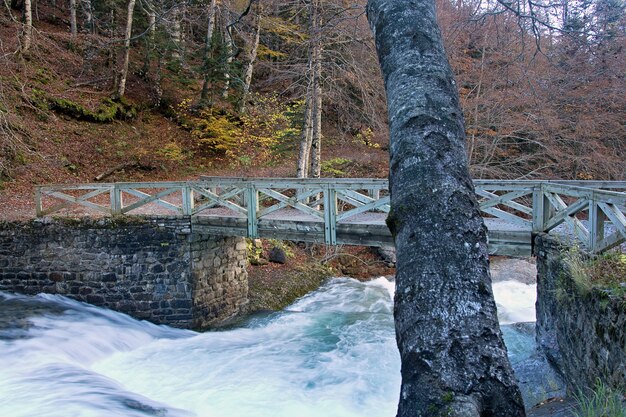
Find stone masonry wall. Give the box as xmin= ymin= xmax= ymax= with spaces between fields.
xmin=191 ymin=234 xmax=248 ymax=328
xmin=535 ymin=234 xmax=625 ymax=392
xmin=0 ymin=217 xmax=248 ymax=329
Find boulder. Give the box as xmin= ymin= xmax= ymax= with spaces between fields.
xmin=268 ymin=247 xmax=287 ymax=264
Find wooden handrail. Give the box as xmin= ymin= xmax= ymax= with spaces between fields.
xmin=34 ymin=178 xmax=625 ymax=253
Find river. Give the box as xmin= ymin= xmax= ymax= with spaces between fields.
xmin=0 ymin=277 xmax=537 ymax=417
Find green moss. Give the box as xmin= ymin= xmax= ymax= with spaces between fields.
xmin=385 ymin=208 xmax=399 ymax=238
xmin=31 ymin=88 xmax=49 ymax=111
xmin=34 ymin=68 xmax=53 ymax=85
xmin=33 ymin=92 xmax=137 ymax=123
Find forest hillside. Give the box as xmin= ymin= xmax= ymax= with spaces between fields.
xmin=1 ymin=0 xmax=624 ymax=218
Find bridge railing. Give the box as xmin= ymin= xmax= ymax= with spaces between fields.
xmin=35 ymin=178 xmax=625 ymax=253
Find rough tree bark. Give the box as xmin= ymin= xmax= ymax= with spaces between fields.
xmin=366 ymin=1 xmax=526 ymax=416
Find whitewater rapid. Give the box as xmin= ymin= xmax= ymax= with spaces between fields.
xmin=0 ymin=277 xmax=536 ymax=417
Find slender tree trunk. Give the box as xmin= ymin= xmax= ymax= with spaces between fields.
xmin=222 ymin=22 xmax=233 ymax=98
xmin=200 ymin=0 xmax=217 ymax=105
xmin=467 ymin=39 xmax=487 ymax=170
xmin=69 ymin=0 xmax=77 ymax=37
xmin=297 ymin=85 xmax=313 ymax=178
xmin=107 ymin=10 xmax=115 ymax=66
xmin=238 ymin=12 xmax=261 ymax=113
xmin=171 ymin=5 xmax=182 ymax=60
xmin=309 ymin=67 xmax=322 ymax=179
xmin=308 ymin=0 xmax=322 ymax=180
xmin=81 ymin=0 xmax=94 ymax=34
xmin=21 ymin=0 xmax=32 ymax=52
xmin=116 ymin=0 xmax=136 ymax=99
xmin=141 ymin=1 xmax=156 ymax=78
xmin=154 ymin=53 xmax=163 ymax=106
xmin=366 ymin=1 xmax=525 ymax=416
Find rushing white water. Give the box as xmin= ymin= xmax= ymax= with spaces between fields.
xmin=0 ymin=277 xmax=536 ymax=417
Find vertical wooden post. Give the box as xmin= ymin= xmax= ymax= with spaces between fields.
xmin=35 ymin=187 xmax=42 ymax=217
xmin=246 ymin=185 xmax=259 ymax=238
xmin=588 ymin=196 xmax=606 ymax=254
xmin=369 ymin=189 xmax=380 ymax=200
xmin=533 ymin=183 xmax=554 ymax=232
xmin=111 ymin=184 xmax=122 ymax=215
xmin=182 ymin=185 xmax=193 ymax=215
xmin=324 ymin=185 xmax=337 ymax=245
xmin=532 ymin=184 xmax=544 ymax=232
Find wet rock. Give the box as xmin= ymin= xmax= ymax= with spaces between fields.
xmin=491 ymin=257 xmax=537 ymax=284
xmin=376 ymin=247 xmax=396 ymax=266
xmin=250 ymin=258 xmax=268 ymax=266
xmin=268 ymin=247 xmax=287 ymax=264
xmin=514 ymin=353 xmax=567 ymax=408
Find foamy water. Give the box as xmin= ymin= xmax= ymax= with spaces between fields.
xmin=0 ymin=277 xmax=536 ymax=417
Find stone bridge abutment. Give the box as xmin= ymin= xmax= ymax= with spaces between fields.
xmin=0 ymin=217 xmax=248 ymax=329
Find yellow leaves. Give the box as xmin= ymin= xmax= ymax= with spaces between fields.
xmin=260 ymin=17 xmax=307 ymax=43
xmin=257 ymin=44 xmax=287 ymax=60
xmin=158 ymin=143 xmax=185 ymax=161
xmin=177 ymin=93 xmax=303 ymax=163
xmin=355 ymin=128 xmax=379 ymax=148
xmin=190 ymin=112 xmax=242 ymax=154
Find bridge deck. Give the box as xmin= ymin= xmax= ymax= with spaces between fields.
xmin=188 ymin=208 xmax=532 ymax=256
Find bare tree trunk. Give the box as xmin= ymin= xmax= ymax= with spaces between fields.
xmin=238 ymin=11 xmax=261 ymax=113
xmin=81 ymin=0 xmax=94 ymax=34
xmin=297 ymin=85 xmax=313 ymax=178
xmin=154 ymin=52 xmax=163 ymax=106
xmin=200 ymin=0 xmax=217 ymax=105
xmin=366 ymin=1 xmax=525 ymax=416
xmin=308 ymin=0 xmax=322 ymax=180
xmin=170 ymin=4 xmax=183 ymax=61
xmin=20 ymin=0 xmax=32 ymax=52
xmin=69 ymin=0 xmax=77 ymax=37
xmin=116 ymin=0 xmax=136 ymax=99
xmin=222 ymin=20 xmax=233 ymax=99
xmin=140 ymin=0 xmax=156 ymax=78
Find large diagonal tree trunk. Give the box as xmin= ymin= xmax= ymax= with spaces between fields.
xmin=366 ymin=1 xmax=526 ymax=416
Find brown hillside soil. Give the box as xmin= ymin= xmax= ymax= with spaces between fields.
xmin=0 ymin=6 xmax=388 ymax=221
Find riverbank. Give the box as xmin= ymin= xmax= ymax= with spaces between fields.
xmin=246 ymin=242 xmax=396 ymax=313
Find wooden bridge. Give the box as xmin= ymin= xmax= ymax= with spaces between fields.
xmin=35 ymin=178 xmax=626 ymax=256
